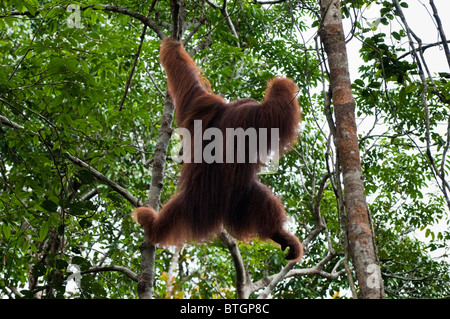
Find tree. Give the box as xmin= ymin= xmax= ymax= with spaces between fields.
xmin=318 ymin=0 xmax=384 ymax=298
xmin=1 ymin=0 xmax=449 ymax=299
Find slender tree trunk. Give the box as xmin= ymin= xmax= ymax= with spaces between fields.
xmin=318 ymin=0 xmax=385 ymax=299
xmin=137 ymin=0 xmax=186 ymax=299
xmin=137 ymin=94 xmax=175 ymax=299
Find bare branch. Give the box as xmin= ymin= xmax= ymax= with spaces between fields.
xmin=256 ymin=260 xmax=297 ymax=299
xmin=393 ymin=0 xmax=450 ymax=210
xmin=92 ymin=5 xmax=166 ymax=39
xmin=397 ymin=40 xmax=450 ymax=60
xmin=302 ymin=173 xmax=329 ymax=250
xmin=252 ymin=0 xmax=287 ymax=4
xmin=206 ymin=0 xmax=240 ymax=46
xmin=0 ymin=114 xmax=142 ymax=207
xmin=165 ymin=246 xmax=183 ymax=298
xmin=119 ymin=17 xmax=149 ymax=111
xmin=0 ymin=4 xmax=166 ymax=39
xmin=184 ymin=18 xmax=207 ymax=45
xmin=143 ymin=94 xmax=175 ymax=209
xmin=219 ymin=230 xmax=251 ymax=299
xmin=145 ymin=62 xmax=165 ymax=98
xmin=65 ymin=153 xmax=142 ymax=207
xmin=188 ymin=38 xmax=213 ymax=56
xmin=81 ymin=265 xmax=139 ymax=282
xmin=429 ymin=0 xmax=450 ymax=69
xmin=250 ymin=252 xmax=345 ymax=296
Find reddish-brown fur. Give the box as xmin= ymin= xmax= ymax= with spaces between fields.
xmin=132 ymin=38 xmax=303 ymax=260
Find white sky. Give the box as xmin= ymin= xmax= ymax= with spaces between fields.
xmin=342 ymin=0 xmax=450 ymax=261
xmin=345 ymin=0 xmax=450 ymax=79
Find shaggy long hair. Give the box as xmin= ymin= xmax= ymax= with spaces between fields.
xmin=132 ymin=38 xmax=303 ymax=261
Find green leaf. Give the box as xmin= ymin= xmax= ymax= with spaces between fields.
xmin=32 ymin=134 xmax=39 ymax=146
xmin=124 ymin=146 xmax=136 ymax=154
xmin=55 ymin=259 xmax=69 ymax=270
xmin=354 ymin=79 xmax=365 ymax=87
xmin=23 ymin=0 xmax=38 ymax=16
xmin=76 ymin=169 xmax=94 ymax=184
xmin=41 ymin=199 xmax=58 ymax=212
xmin=80 ymin=60 xmax=90 ymax=74
xmin=392 ymin=31 xmax=401 ymax=41
xmin=72 ymin=256 xmax=91 ymax=271
xmin=46 ymin=7 xmax=60 ymax=19
xmin=2 ymin=222 xmax=11 ymax=239
xmin=39 ymin=222 xmax=49 ymax=241
xmin=32 ymin=263 xmax=46 ymax=277
xmin=399 ymin=86 xmax=407 ymax=104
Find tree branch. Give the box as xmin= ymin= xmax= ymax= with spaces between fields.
xmin=0 ymin=4 xmax=167 ymax=39
xmin=429 ymin=0 xmax=450 ymax=69
xmin=320 ymin=0 xmax=384 ymax=298
xmin=119 ymin=17 xmax=149 ymax=111
xmin=81 ymin=265 xmax=138 ymax=282
xmin=256 ymin=259 xmax=297 ymax=299
xmin=90 ymin=5 xmax=166 ymax=39
xmin=393 ymin=0 xmax=450 ymax=210
xmin=397 ymin=40 xmax=450 ymax=60
xmin=165 ymin=246 xmax=183 ymax=298
xmin=250 ymin=252 xmax=345 ymax=296
xmin=219 ymin=230 xmax=251 ymax=299
xmin=136 ymin=91 xmax=175 ymax=299
xmin=65 ymin=153 xmax=142 ymax=207
xmin=0 ymin=114 xmax=142 ymax=207
xmin=206 ymin=0 xmax=239 ymax=46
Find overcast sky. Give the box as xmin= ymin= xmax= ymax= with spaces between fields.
xmin=344 ymin=0 xmax=450 ymax=79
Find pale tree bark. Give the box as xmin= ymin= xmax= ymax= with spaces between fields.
xmin=136 ymin=0 xmax=187 ymax=299
xmin=318 ymin=0 xmax=385 ymax=299
xmin=136 ymin=94 xmax=175 ymax=299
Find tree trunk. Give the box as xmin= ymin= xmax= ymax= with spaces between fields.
xmin=137 ymin=94 xmax=175 ymax=299
xmin=318 ymin=0 xmax=385 ymax=299
xmin=137 ymin=0 xmax=185 ymax=299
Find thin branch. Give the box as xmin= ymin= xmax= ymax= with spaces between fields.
xmin=65 ymin=153 xmax=142 ymax=207
xmin=188 ymin=38 xmax=213 ymax=56
xmin=397 ymin=40 xmax=450 ymax=60
xmin=440 ymin=117 xmax=450 ymax=202
xmin=393 ymin=0 xmax=450 ymax=210
xmin=250 ymin=252 xmax=345 ymax=296
xmin=256 ymin=260 xmax=297 ymax=299
xmin=382 ymin=272 xmax=434 ymax=282
xmin=302 ymin=172 xmax=329 ymax=252
xmin=1 ymin=4 xmax=166 ymax=39
xmin=429 ymin=0 xmax=450 ymax=69
xmin=0 ymin=114 xmax=142 ymax=207
xmin=119 ymin=20 xmax=149 ymax=111
xmin=206 ymin=0 xmax=240 ymax=46
xmin=165 ymin=246 xmax=183 ymax=298
xmin=91 ymin=5 xmax=166 ymax=39
xmin=219 ymin=230 xmax=250 ymax=299
xmin=252 ymin=0 xmax=287 ymax=4
xmin=184 ymin=18 xmax=207 ymax=45
xmin=145 ymin=62 xmax=165 ymax=98
xmin=81 ymin=265 xmax=138 ymax=282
